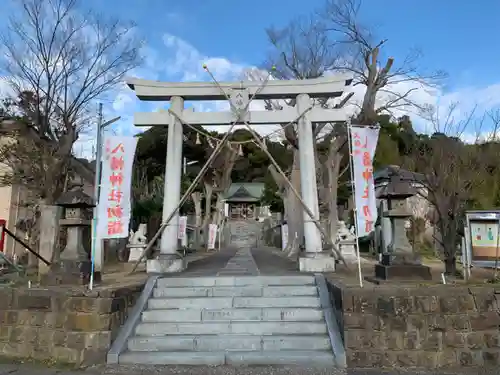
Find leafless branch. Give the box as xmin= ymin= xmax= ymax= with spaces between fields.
xmin=0 ymin=0 xmax=142 ymax=203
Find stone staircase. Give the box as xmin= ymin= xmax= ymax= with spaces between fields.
xmin=117 ymin=275 xmax=339 ymax=366
xmin=228 ymin=220 xmax=261 ymax=248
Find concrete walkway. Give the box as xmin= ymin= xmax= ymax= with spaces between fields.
xmin=156 ymin=246 xmax=300 ymax=278
xmin=251 ymin=247 xmax=303 ymax=275
xmin=217 ymin=247 xmax=260 ymax=276
xmin=159 ymin=247 xmax=239 ymax=278
xmin=180 ymin=246 xmax=303 ymax=277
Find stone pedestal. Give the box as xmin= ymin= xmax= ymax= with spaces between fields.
xmin=339 ymin=240 xmax=358 ymax=263
xmin=128 ymin=244 xmax=146 ymax=262
xmin=45 ymin=259 xmax=92 ymax=285
xmin=375 ymin=263 xmax=432 ymax=280
xmin=336 ymin=221 xmax=358 ymax=263
xmin=147 ymin=254 xmax=186 ymax=273
xmin=374 ymin=184 xmax=432 ymax=281
xmin=299 ymin=253 xmax=336 ymax=272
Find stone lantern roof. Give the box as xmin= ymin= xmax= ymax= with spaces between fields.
xmin=377 ymin=174 xmax=416 ymax=200
xmin=56 ymin=189 xmax=95 ymax=208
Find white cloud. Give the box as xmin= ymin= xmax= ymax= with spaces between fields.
xmin=162 ymin=33 xmax=246 ymax=82
xmin=74 ymin=33 xmax=500 ymax=156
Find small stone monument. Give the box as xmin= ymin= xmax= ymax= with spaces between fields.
xmin=128 ymin=223 xmax=147 ymax=262
xmin=336 ymin=221 xmax=358 ymax=262
xmin=46 ymin=189 xmax=94 ymax=285
xmin=375 ymin=175 xmax=431 ymax=280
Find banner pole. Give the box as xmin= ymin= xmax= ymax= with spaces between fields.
xmin=346 ymin=121 xmax=364 ymax=288
xmin=89 ymin=104 xmax=104 ymax=291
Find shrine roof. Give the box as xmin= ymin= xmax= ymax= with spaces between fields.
xmin=223 ymin=182 xmax=265 ymax=203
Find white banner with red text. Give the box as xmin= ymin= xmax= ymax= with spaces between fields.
xmin=97 ymin=136 xmax=137 ymax=239
xmin=207 ymin=224 xmax=218 ymax=250
xmin=178 ymin=216 xmax=188 ymax=247
xmin=349 ymin=126 xmax=379 ymax=238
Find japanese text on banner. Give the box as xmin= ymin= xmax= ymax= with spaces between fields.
xmin=350 ymin=126 xmax=379 ymax=238
xmin=97 ymin=136 xmax=137 ymax=239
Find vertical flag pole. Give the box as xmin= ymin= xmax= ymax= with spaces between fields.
xmin=346 ymin=120 xmax=364 ymax=288
xmin=89 ymin=104 xmax=104 ymax=291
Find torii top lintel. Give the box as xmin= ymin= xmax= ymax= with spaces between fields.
xmin=126 ymin=74 xmax=353 ymax=101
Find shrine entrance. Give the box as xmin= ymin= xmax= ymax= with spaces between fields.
xmin=224 ymin=182 xmax=264 ymax=221
xmin=230 ymin=204 xmax=256 ymax=220
xmin=126 ymin=67 xmax=352 ymax=273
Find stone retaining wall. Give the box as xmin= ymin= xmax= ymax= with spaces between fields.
xmin=0 ymin=282 xmax=144 ymax=366
xmin=327 ymin=280 xmax=500 ymax=368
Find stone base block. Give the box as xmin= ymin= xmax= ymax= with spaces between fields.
xmin=147 ymin=255 xmax=186 ymax=274
xmin=299 ymin=255 xmax=336 ymax=272
xmin=374 ymin=263 xmax=432 ymax=280
xmin=128 ymin=246 xmax=146 ymax=263
xmin=41 ymin=259 xmax=91 ymax=285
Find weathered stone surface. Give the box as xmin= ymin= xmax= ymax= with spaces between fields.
xmin=327 ymin=279 xmax=500 ymax=369
xmin=0 ymin=282 xmax=143 ymax=366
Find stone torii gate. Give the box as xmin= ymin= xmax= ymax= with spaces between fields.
xmin=127 ymin=73 xmax=352 ymax=273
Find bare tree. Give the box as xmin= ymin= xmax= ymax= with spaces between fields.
xmin=320 ymin=0 xmax=446 ymax=124
xmin=406 ymin=106 xmax=500 ymax=275
xmin=0 ymin=0 xmax=142 ymax=204
xmin=257 ymin=0 xmax=445 ymax=258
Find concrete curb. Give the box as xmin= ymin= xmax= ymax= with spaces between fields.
xmin=107 ymin=275 xmax=160 ymax=364
xmin=315 ymin=273 xmax=346 ymax=368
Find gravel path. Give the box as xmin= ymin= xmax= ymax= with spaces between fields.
xmin=0 ymin=364 xmax=496 ymax=375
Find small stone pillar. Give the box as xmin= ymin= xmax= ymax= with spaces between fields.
xmin=45 ymin=189 xmax=94 ymax=285
xmin=38 ymin=204 xmax=63 ymax=276
xmin=374 ymin=175 xmax=431 ymax=280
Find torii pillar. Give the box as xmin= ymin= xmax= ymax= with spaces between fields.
xmin=147 ymin=97 xmax=187 ymax=273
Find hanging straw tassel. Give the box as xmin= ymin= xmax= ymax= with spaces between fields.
xmin=195 ymin=133 xmax=201 ymax=145
xmin=238 ymin=144 xmax=244 ymax=156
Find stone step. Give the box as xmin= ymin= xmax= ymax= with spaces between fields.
xmin=141 ymin=307 xmax=324 ymax=322
xmin=153 ymin=285 xmax=318 ymax=298
xmin=119 ymin=351 xmax=225 ymax=366
xmin=226 ymin=350 xmax=335 ymax=366
xmin=135 ymin=321 xmax=328 ymax=336
xmin=119 ymin=350 xmax=334 ymax=366
xmin=155 ymin=275 xmax=316 ymax=288
xmin=148 ymin=296 xmax=321 ymax=310
xmin=128 ymin=334 xmax=332 ymax=352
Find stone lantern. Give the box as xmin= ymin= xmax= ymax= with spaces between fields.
xmin=48 ymin=189 xmax=94 ymax=285
xmin=375 ymin=174 xmax=431 ymax=280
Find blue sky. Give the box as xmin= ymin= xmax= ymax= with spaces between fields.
xmin=86 ymin=0 xmax=500 ymax=88
xmin=84 ymin=0 xmax=500 ymax=141
xmin=4 ymin=0 xmax=500 ymax=152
